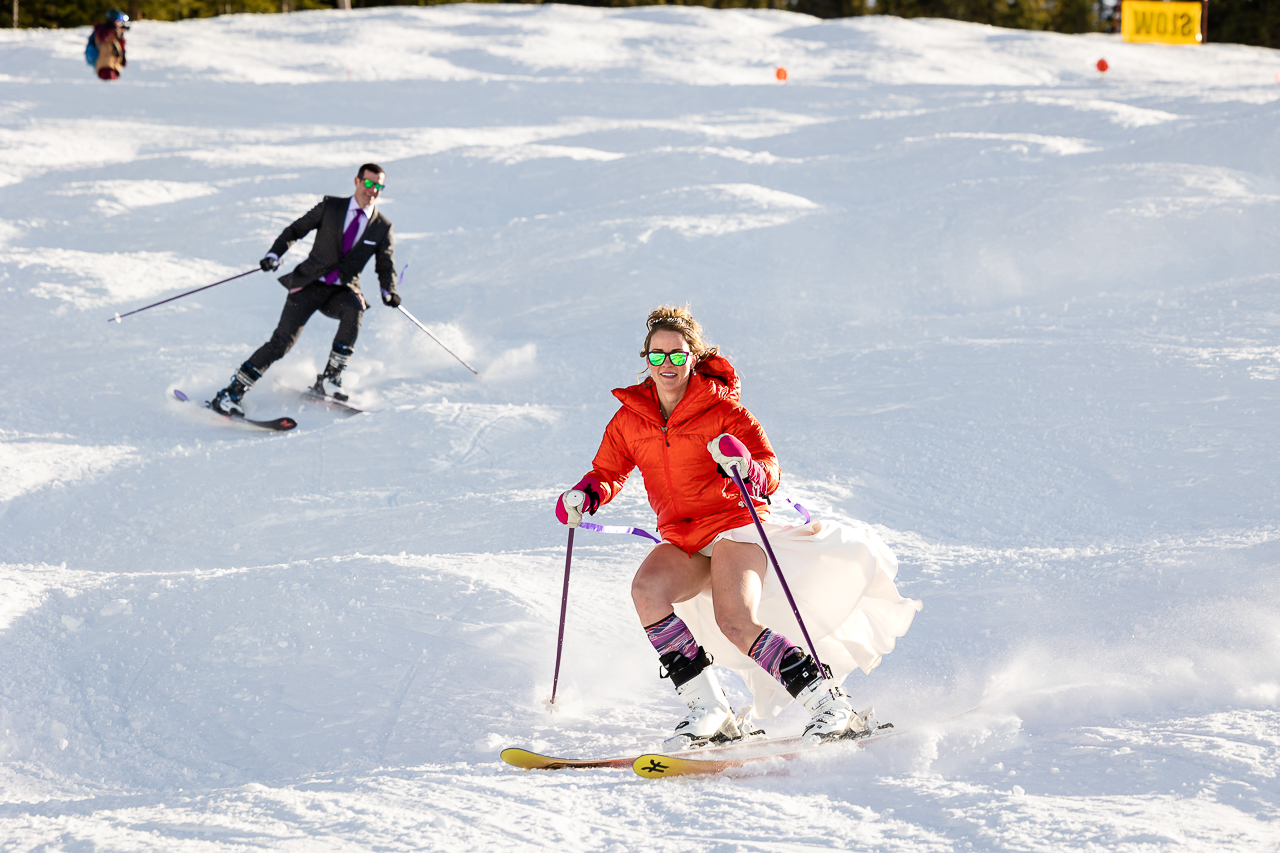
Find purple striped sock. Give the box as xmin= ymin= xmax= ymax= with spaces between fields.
xmin=644 ymin=613 xmax=700 ymax=661
xmin=749 ymin=628 xmax=801 ymax=682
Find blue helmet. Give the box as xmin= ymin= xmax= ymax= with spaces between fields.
xmin=105 ymin=9 xmax=130 ymax=25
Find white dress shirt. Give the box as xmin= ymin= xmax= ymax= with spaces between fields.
xmin=343 ymin=195 xmax=376 ymax=245
xmin=267 ymin=195 xmax=377 ymax=275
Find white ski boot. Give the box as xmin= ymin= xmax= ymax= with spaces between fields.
xmin=779 ymin=647 xmax=868 ymax=741
xmin=660 ymin=648 xmax=742 ymax=751
xmin=796 ymin=678 xmax=857 ymax=740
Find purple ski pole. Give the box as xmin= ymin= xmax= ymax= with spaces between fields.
xmin=548 ymin=490 xmax=585 ymax=708
xmin=108 ymin=267 xmax=261 ymax=323
xmin=729 ymin=465 xmax=826 ymax=674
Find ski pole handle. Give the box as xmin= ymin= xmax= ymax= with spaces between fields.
xmin=563 ymin=489 xmax=586 ymax=529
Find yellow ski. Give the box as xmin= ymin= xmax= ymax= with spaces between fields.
xmin=500 ymin=748 xmax=636 ymax=771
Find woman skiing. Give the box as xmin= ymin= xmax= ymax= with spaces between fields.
xmin=555 ymin=305 xmax=920 ymax=750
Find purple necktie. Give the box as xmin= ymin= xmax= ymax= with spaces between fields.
xmin=325 ymin=209 xmax=365 ymax=284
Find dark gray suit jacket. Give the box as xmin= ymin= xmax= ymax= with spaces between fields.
xmin=269 ymin=195 xmax=396 ymax=301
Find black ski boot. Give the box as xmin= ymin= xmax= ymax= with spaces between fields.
xmin=212 ymin=362 xmax=262 ymax=416
xmin=312 ymin=344 xmax=353 ymax=402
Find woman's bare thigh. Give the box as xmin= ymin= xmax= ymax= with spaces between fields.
xmin=631 ymin=544 xmax=712 ymax=626
xmin=709 ymin=538 xmax=768 ymax=653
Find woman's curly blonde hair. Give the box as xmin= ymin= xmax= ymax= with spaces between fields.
xmin=640 ymin=304 xmax=717 ymax=360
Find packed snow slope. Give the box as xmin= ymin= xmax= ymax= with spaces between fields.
xmin=3 ymin=5 xmax=1280 ymax=850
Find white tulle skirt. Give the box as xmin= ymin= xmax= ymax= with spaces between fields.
xmin=671 ymin=518 xmax=922 ymax=719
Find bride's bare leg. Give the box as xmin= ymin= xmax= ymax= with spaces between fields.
xmin=631 ymin=543 xmax=711 ymax=626
xmin=709 ymin=538 xmax=768 ymax=654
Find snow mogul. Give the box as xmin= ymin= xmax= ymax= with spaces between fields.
xmin=554 ymin=305 xmax=921 ymax=751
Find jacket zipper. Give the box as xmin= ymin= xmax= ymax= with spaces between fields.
xmin=660 ymin=423 xmax=685 ymax=521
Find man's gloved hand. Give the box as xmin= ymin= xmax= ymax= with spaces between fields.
xmin=381 ymin=289 xmax=401 ymax=308
xmin=260 ymin=254 xmax=280 ymax=272
xmin=555 ymin=476 xmax=602 ymax=527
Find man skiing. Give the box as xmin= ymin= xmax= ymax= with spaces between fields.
xmin=212 ymin=164 xmax=398 ymax=415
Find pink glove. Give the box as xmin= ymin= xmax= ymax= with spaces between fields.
xmin=555 ymin=476 xmax=602 ymax=527
xmin=707 ymin=434 xmax=768 ymax=499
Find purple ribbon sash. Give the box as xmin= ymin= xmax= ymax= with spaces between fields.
xmin=577 ymin=495 xmax=811 ymax=545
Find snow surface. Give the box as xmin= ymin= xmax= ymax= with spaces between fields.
xmin=3 ymin=4 xmax=1280 ymax=850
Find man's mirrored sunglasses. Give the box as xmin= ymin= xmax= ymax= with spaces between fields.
xmin=647 ymin=350 xmax=690 ymax=366
xmin=361 ymin=178 xmax=385 ymax=191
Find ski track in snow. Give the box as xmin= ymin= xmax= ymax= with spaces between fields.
xmin=2 ymin=5 xmax=1280 ymax=850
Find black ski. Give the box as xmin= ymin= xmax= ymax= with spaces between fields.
xmin=173 ymin=389 xmax=298 ymax=432
xmin=299 ymin=387 xmax=366 ymax=414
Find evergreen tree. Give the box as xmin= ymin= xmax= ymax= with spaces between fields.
xmin=18 ymin=0 xmax=1280 ymax=52
xmin=1210 ymin=0 xmax=1280 ymax=46
xmin=1047 ymin=0 xmax=1094 ymax=33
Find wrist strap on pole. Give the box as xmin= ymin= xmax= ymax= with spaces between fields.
xmin=573 ymin=496 xmax=810 ymax=545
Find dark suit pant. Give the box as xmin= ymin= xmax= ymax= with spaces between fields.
xmin=247 ymin=282 xmax=364 ymax=373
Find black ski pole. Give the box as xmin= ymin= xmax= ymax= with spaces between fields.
xmin=729 ymin=465 xmax=826 ymax=674
xmin=396 ymin=304 xmax=480 ymax=376
xmin=108 ymin=267 xmax=261 ymax=323
xmin=391 ymin=262 xmax=479 ymax=376
xmin=548 ymin=491 xmax=585 ymax=709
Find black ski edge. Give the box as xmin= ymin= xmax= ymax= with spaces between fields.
xmin=172 ymin=389 xmax=298 ymax=432
xmin=232 ymin=413 xmax=298 ymax=431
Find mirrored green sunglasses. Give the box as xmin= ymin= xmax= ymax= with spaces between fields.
xmin=361 ymin=178 xmax=385 ymax=191
xmin=647 ymin=350 xmax=690 ymax=366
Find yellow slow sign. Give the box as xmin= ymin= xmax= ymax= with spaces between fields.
xmin=1122 ymin=0 xmax=1204 ymax=44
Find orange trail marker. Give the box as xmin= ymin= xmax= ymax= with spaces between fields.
xmin=776 ymin=67 xmax=787 ymax=82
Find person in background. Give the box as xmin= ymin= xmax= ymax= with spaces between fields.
xmin=92 ymin=10 xmax=129 ymax=81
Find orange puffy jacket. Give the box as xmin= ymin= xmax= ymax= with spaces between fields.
xmin=582 ymin=353 xmax=780 ymax=554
